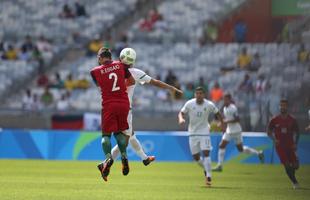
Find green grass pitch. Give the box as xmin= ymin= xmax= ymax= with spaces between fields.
xmin=0 ymin=160 xmax=309 ymax=200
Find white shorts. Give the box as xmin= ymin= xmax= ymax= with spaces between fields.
xmin=123 ymin=110 xmax=133 ymax=136
xmin=222 ymin=132 xmax=243 ymax=145
xmin=189 ymin=135 xmax=212 ymax=155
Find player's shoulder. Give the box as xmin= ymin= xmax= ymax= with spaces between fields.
xmin=129 ymin=67 xmax=144 ymax=74
xmin=270 ymin=115 xmax=280 ymax=122
xmin=288 ymin=114 xmax=297 ymax=121
xmin=204 ymin=99 xmax=215 ymax=106
xmin=228 ymin=103 xmax=238 ymax=110
xmin=185 ymin=98 xmax=196 ymax=105
xmin=90 ymin=65 xmax=102 ymax=72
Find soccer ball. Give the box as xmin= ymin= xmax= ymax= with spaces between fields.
xmin=120 ymin=47 xmax=136 ymax=65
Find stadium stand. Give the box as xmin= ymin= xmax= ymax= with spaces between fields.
xmin=0 ymin=0 xmax=309 ymax=131
xmin=129 ymin=0 xmax=247 ymax=42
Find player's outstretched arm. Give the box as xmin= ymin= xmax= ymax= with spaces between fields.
xmin=178 ymin=112 xmax=186 ymax=125
xmin=215 ymin=112 xmax=226 ymax=132
xmin=149 ymin=79 xmax=183 ymax=95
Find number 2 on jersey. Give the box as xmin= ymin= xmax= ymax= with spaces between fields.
xmin=109 ymin=72 xmax=120 ymax=92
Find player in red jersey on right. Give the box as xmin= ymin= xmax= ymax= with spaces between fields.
xmin=267 ymin=99 xmax=300 ymax=189
xmin=90 ymin=47 xmax=133 ymax=182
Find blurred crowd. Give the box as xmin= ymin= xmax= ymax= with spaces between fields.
xmin=0 ymin=35 xmax=54 ymax=67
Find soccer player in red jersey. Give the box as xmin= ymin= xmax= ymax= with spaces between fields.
xmin=90 ymin=47 xmax=133 ymax=182
xmin=267 ymin=99 xmax=300 ymax=189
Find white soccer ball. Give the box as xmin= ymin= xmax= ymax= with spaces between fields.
xmin=120 ymin=47 xmax=136 ymax=65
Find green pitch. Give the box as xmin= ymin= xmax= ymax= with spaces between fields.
xmin=0 ymin=160 xmax=309 ymax=200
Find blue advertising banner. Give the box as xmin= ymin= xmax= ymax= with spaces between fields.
xmin=0 ymin=129 xmax=309 ymax=164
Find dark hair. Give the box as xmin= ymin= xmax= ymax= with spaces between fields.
xmin=280 ymin=99 xmax=288 ymax=104
xmin=195 ymin=86 xmax=205 ymax=93
xmin=224 ymin=93 xmax=232 ymax=99
xmin=98 ymin=47 xmax=112 ymax=59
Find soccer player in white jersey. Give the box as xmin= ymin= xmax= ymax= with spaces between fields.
xmin=178 ymin=87 xmax=224 ymax=187
xmin=110 ymin=48 xmax=183 ymax=166
xmin=213 ymin=93 xmax=264 ymax=172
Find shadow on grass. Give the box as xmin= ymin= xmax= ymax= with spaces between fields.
xmin=297 ymin=187 xmax=310 ymax=191
xmin=200 ymin=186 xmax=241 ymax=189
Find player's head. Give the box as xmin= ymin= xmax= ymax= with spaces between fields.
xmin=195 ymin=87 xmax=205 ymax=103
xmin=120 ymin=47 xmax=136 ymax=66
xmin=223 ymin=93 xmax=232 ymax=106
xmin=280 ymin=99 xmax=288 ymax=114
xmin=97 ymin=47 xmax=112 ymax=65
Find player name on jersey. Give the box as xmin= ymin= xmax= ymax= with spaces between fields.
xmin=100 ymin=65 xmax=120 ymax=74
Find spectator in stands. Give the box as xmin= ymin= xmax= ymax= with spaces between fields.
xmin=21 ymin=35 xmax=34 ymax=52
xmin=149 ymin=9 xmax=161 ymax=24
xmin=49 ymin=72 xmax=64 ymax=89
xmin=75 ymin=2 xmax=87 ymax=17
xmin=0 ymin=40 xmax=5 ymax=58
xmin=59 ymin=4 xmax=75 ymax=18
xmin=75 ymin=77 xmax=90 ymax=89
xmin=249 ymin=52 xmax=261 ymax=71
xmin=36 ymin=36 xmax=53 ymax=60
xmin=41 ymin=87 xmax=54 ymax=107
xmin=154 ymin=14 xmax=168 ymax=32
xmin=255 ymin=74 xmax=269 ymax=94
xmin=165 ymin=70 xmax=177 ymax=86
xmin=18 ymin=46 xmax=31 ymax=61
xmin=32 ymin=46 xmax=44 ymax=66
xmin=297 ymin=44 xmax=309 ymax=63
xmin=196 ymin=77 xmax=208 ymax=95
xmin=3 ymin=45 xmax=18 ymax=60
xmin=65 ymin=74 xmax=76 ymax=91
xmin=237 ymin=47 xmax=252 ymax=69
xmin=239 ymin=74 xmax=254 ymax=94
xmin=32 ymin=94 xmax=42 ymax=111
xmin=114 ymin=34 xmax=128 ymax=57
xmin=184 ymin=83 xmax=195 ymax=100
xmin=210 ymin=82 xmax=223 ymax=103
xmin=280 ymin=23 xmax=289 ymax=42
xmin=0 ymin=40 xmax=4 ymax=52
xmin=234 ymin=19 xmax=247 ymax=43
xmin=37 ymin=72 xmax=49 ymax=87
xmin=139 ymin=17 xmax=153 ymax=32
xmin=200 ymin=20 xmax=218 ymax=45
xmin=56 ymin=93 xmax=70 ymax=111
xmin=22 ymin=89 xmax=33 ymax=110
xmin=86 ymin=35 xmax=102 ymax=56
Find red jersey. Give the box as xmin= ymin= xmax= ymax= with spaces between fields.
xmin=90 ymin=60 xmax=131 ymax=107
xmin=268 ymin=114 xmax=299 ymax=146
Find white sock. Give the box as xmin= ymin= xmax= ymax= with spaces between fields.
xmin=243 ymin=146 xmax=259 ymax=155
xmin=130 ymin=135 xmax=148 ymax=160
xmin=111 ymin=145 xmax=120 ymax=160
xmin=197 ymin=157 xmax=204 ymax=169
xmin=218 ymin=148 xmax=226 ymax=166
xmin=203 ymin=157 xmax=212 ymax=178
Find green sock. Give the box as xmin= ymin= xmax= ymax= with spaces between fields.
xmin=114 ymin=132 xmax=128 ymax=159
xmin=101 ymin=135 xmax=112 ymax=159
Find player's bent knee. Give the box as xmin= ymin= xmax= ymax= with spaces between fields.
xmin=237 ymin=145 xmax=243 ymax=152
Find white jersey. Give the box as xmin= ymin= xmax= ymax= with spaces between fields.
xmin=127 ymin=68 xmax=152 ymax=107
xmin=181 ymin=99 xmax=219 ymax=136
xmin=223 ymin=104 xmax=242 ymax=134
